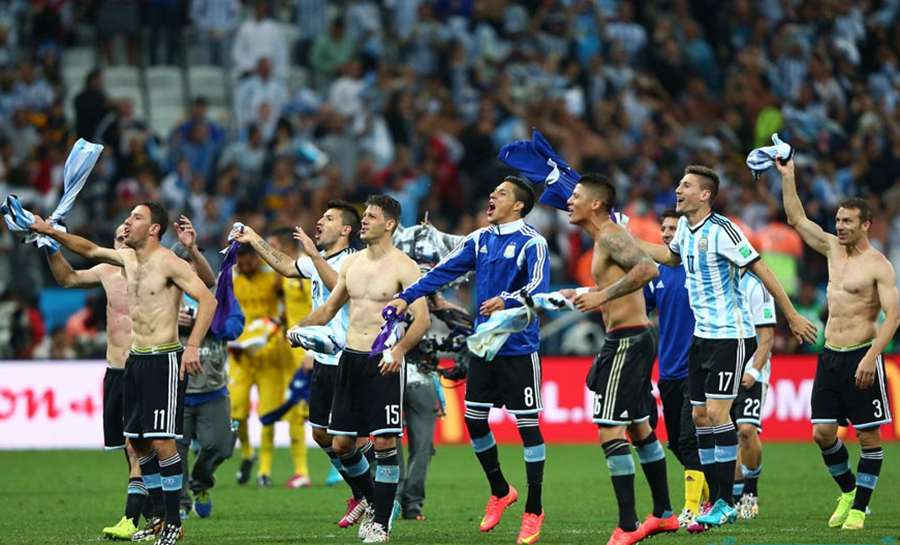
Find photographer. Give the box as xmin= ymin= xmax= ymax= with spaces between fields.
xmin=172 ymin=242 xmax=245 ymax=519
xmin=397 ymin=293 xmax=472 ymax=520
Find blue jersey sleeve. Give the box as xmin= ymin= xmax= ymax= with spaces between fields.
xmin=644 ymin=283 xmax=657 ymax=314
xmin=399 ymin=233 xmax=477 ymax=304
xmin=500 ymin=237 xmax=550 ymax=308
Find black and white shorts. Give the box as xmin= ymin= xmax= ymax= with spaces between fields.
xmin=329 ymin=349 xmax=404 ymax=437
xmin=689 ymin=336 xmax=757 ymax=405
xmin=308 ymin=360 xmax=339 ymax=429
xmin=103 ymin=367 xmax=126 ymax=449
xmin=588 ymin=327 xmax=657 ymax=426
xmin=811 ymin=346 xmax=892 ymax=430
xmin=123 ymin=348 xmax=186 ymax=439
xmin=465 ymin=353 xmax=542 ymax=415
xmin=732 ymin=381 xmax=767 ymax=431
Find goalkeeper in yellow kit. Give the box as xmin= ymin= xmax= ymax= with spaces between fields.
xmin=229 ymin=242 xmax=311 ymax=487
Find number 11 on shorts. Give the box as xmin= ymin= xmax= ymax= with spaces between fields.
xmin=153 ymin=409 xmax=166 ymax=430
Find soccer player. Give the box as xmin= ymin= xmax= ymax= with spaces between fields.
xmin=32 ymin=202 xmax=217 ymax=545
xmin=562 ymin=175 xmax=675 ymax=545
xmin=642 ymin=210 xmax=707 ymax=526
xmin=300 ymin=195 xmax=430 ymax=543
xmin=730 ymin=268 xmax=776 ymax=519
xmin=635 ymin=166 xmax=816 ymax=530
xmin=387 ymin=177 xmax=550 ymax=545
xmin=233 ymin=202 xmax=373 ymax=527
xmin=776 ymin=157 xmax=899 ymax=530
xmin=228 ymin=244 xmax=304 ymax=487
xmin=44 ymin=225 xmax=150 ymax=539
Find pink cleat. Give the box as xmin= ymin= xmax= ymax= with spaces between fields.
xmin=338 ymin=497 xmax=369 ymax=528
xmin=479 ymin=485 xmax=519 ymax=532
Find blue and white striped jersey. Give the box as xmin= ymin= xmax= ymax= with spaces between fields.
xmin=740 ymin=271 xmax=777 ymax=384
xmin=294 ymin=247 xmax=355 ymax=366
xmin=669 ymin=214 xmax=760 ymax=340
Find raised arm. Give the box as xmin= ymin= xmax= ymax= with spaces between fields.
xmin=298 ymin=256 xmax=352 ymax=327
xmin=748 ymin=259 xmax=817 ymax=344
xmin=856 ymin=259 xmax=900 ymax=388
xmin=46 ymin=251 xmax=103 ymax=288
xmin=294 ymin=226 xmax=337 ymax=290
xmin=174 ymin=215 xmax=215 ymax=288
xmin=574 ymin=226 xmax=659 ymax=313
xmin=232 ymin=225 xmax=299 ymax=278
xmin=168 ymin=255 xmax=218 ymax=378
xmin=775 ymin=158 xmax=834 ymax=256
xmin=31 ymin=215 xmax=123 ymax=266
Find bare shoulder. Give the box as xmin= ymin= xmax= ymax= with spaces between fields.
xmin=599 ymin=221 xmax=635 ymax=248
xmin=867 ymin=248 xmax=896 ymax=278
xmin=160 ymin=247 xmax=190 ymax=275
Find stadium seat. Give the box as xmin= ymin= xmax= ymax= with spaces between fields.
xmin=62 ymin=46 xmax=96 ymax=70
xmin=106 ymin=85 xmax=147 ymax=118
xmin=103 ymin=66 xmax=141 ymax=89
xmin=150 ymin=105 xmax=184 ymax=139
xmin=145 ymin=66 xmax=186 ymax=107
xmin=206 ymin=105 xmax=231 ymax=127
xmin=188 ymin=65 xmax=228 ymax=106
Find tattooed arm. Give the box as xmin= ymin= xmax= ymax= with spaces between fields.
xmin=573 ymin=225 xmax=658 ymax=312
xmin=231 ymin=225 xmax=299 ymax=278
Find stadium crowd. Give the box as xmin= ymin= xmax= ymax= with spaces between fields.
xmin=1 ymin=0 xmax=899 ymax=359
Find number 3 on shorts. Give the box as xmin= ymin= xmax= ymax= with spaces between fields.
xmin=873 ymin=399 xmax=883 ymax=419
xmin=385 ymin=404 xmax=401 ymax=425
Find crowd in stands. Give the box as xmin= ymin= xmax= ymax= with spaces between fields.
xmin=1 ymin=0 xmax=899 ymax=358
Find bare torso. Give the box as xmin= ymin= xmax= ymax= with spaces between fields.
xmin=96 ymin=265 xmax=132 ymax=367
xmin=118 ymin=248 xmax=183 ymax=348
xmin=825 ymin=244 xmax=883 ymax=347
xmin=592 ymin=224 xmax=650 ymax=331
xmin=344 ymin=248 xmax=409 ymax=351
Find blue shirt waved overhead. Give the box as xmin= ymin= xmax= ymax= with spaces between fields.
xmin=643 ymin=264 xmax=693 ymax=381
xmin=398 ymin=219 xmax=549 ymax=357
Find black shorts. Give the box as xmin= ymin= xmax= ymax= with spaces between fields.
xmin=328 ymin=349 xmax=404 ymax=437
xmin=103 ymin=367 xmax=126 ymax=449
xmin=689 ymin=337 xmax=757 ymax=404
xmin=308 ymin=360 xmax=339 ymax=429
xmin=732 ymin=381 xmax=767 ymax=431
xmin=588 ymin=327 xmax=657 ymax=426
xmin=811 ymin=347 xmax=892 ymax=430
xmin=123 ymin=349 xmax=187 ymax=439
xmin=465 ymin=353 xmax=542 ymax=414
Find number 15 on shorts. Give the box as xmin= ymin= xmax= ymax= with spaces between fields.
xmin=385 ymin=405 xmax=401 ymax=425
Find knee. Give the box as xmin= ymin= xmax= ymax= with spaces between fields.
xmin=332 ymin=437 xmax=354 ymax=456
xmin=597 ymin=425 xmax=626 ymax=444
xmin=857 ymin=430 xmax=881 ymax=449
xmin=812 ymin=426 xmax=837 ymax=447
xmin=691 ymin=407 xmax=709 ymax=427
xmin=737 ymin=425 xmax=756 ymax=445
xmin=374 ymin=435 xmax=397 ymax=451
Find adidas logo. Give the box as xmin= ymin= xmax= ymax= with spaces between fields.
xmin=657 ymin=280 xmax=665 ymax=288
xmin=619 ymin=410 xmax=629 ymax=418
xmin=479 ymin=246 xmax=488 ymax=254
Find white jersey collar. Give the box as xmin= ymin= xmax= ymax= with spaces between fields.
xmin=493 ymin=219 xmax=524 ymax=235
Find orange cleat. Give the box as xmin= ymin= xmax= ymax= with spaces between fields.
xmin=606 ymin=526 xmax=644 ymax=545
xmin=637 ymin=513 xmax=679 ymax=538
xmin=516 ymin=511 xmax=544 ymax=544
xmin=479 ymin=485 xmax=519 ymax=532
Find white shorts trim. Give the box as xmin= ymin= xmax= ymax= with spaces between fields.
xmin=369 ymin=427 xmax=403 ymax=437
xmin=326 ymin=429 xmax=358 ymax=436
xmin=852 ymin=418 xmax=893 ymax=430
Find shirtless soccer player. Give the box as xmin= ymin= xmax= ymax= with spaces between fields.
xmin=298 ymin=195 xmax=430 ymax=543
xmin=32 ymin=202 xmax=217 ymax=545
xmin=563 ymin=174 xmax=676 ymax=545
xmin=233 ymin=201 xmax=378 ymax=527
xmin=777 ymin=158 xmax=899 ymax=530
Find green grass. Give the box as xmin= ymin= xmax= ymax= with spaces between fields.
xmin=2 ymin=443 xmax=899 ymax=544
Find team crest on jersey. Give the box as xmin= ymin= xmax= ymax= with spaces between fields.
xmin=699 ymin=237 xmax=708 ymax=251
xmin=504 ymin=243 xmax=516 ymax=258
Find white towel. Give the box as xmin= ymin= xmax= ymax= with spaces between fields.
xmin=746 ymin=133 xmax=793 ymax=179
xmin=466 ymin=291 xmax=574 ymax=361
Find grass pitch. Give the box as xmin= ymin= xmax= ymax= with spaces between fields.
xmin=2 ymin=443 xmax=899 ymax=544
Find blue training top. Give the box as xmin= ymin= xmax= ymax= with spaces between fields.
xmin=644 ymin=264 xmax=693 ymax=381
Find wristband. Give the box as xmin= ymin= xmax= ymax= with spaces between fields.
xmin=575 ymin=287 xmax=591 ymax=296
xmin=744 ymin=366 xmax=761 ymax=381
xmin=382 ymin=350 xmax=394 ymax=364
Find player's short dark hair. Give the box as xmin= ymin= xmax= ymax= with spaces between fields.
xmin=365 ymin=194 xmax=402 ymax=231
xmin=837 ymin=197 xmax=872 ymax=224
xmin=268 ymin=226 xmax=295 ymax=247
xmin=684 ymin=165 xmax=720 ymax=202
xmin=660 ymin=209 xmax=679 ymax=222
xmin=138 ymin=200 xmax=168 ymax=237
xmin=577 ymin=172 xmax=616 ymax=213
xmin=326 ymin=199 xmax=361 ymax=239
xmin=502 ymin=176 xmax=536 ymax=217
